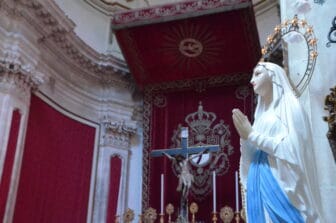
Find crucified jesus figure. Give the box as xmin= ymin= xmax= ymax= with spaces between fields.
xmin=163 ymin=149 xmax=208 ymax=198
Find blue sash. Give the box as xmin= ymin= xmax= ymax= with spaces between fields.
xmin=247 ymin=150 xmax=304 ymax=223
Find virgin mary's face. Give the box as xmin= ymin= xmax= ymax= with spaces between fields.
xmin=250 ymin=65 xmax=272 ymax=96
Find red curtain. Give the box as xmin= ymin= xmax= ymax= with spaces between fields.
xmin=143 ymin=78 xmax=253 ymax=222
xmin=0 ymin=109 xmax=21 ymax=222
xmin=106 ymin=156 xmax=122 ymax=223
xmin=13 ymin=95 xmax=96 ymax=223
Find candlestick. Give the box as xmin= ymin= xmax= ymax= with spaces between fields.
xmin=212 ymin=171 xmax=216 ymax=212
xmin=138 ymin=214 xmax=143 ymax=223
xmin=159 ymin=213 xmax=164 ymax=223
xmin=235 ymin=212 xmax=240 ymax=223
xmin=161 ymin=174 xmax=164 ymax=214
xmin=114 ymin=215 xmax=120 ymax=223
xmin=212 ymin=212 xmax=218 ymax=223
xmin=235 ymin=171 xmax=239 ymax=213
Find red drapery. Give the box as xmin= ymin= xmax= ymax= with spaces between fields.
xmin=106 ymin=156 xmax=122 ymax=223
xmin=0 ymin=109 xmax=21 ymax=222
xmin=114 ymin=5 xmax=260 ymax=89
xmin=143 ymin=77 xmax=254 ymax=222
xmin=13 ymin=95 xmax=96 ymax=223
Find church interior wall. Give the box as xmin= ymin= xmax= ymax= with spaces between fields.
xmin=2 ymin=0 xmax=335 ymax=222
xmin=254 ymin=0 xmax=280 ymax=46
xmin=0 ymin=1 xmax=142 ymax=222
xmin=54 ymin=0 xmax=112 ymax=54
xmin=280 ymin=0 xmax=336 ymax=222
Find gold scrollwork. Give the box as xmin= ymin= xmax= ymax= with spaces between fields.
xmin=324 ymin=86 xmax=336 ymax=161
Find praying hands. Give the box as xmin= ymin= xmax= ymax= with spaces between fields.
xmin=232 ymin=108 xmax=253 ymax=140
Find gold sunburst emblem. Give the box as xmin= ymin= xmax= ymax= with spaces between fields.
xmin=162 ymin=21 xmax=225 ymax=70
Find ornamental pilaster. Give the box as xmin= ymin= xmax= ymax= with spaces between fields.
xmin=100 ymin=116 xmax=137 ymax=149
xmin=0 ymin=60 xmax=46 ymax=103
xmin=0 ymin=12 xmax=48 ymax=103
xmin=92 ymin=117 xmax=137 ymax=223
xmin=0 ymin=17 xmax=47 ymax=222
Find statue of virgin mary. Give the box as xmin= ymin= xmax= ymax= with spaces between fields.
xmin=232 ymin=62 xmax=325 ymax=223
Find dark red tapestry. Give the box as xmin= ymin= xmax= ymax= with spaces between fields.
xmin=113 ymin=0 xmax=260 ymax=89
xmin=13 ymin=95 xmax=96 ymax=223
xmin=111 ymin=1 xmax=261 ymax=221
xmin=143 ymin=77 xmax=254 ymax=222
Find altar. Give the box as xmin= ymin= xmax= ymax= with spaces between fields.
xmin=111 ymin=0 xmax=260 ymax=222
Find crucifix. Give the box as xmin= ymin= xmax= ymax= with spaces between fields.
xmin=151 ymin=127 xmax=220 ymax=223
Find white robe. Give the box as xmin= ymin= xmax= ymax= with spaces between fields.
xmin=239 ymin=62 xmax=324 ymax=223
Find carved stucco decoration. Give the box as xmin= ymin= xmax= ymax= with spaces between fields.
xmin=0 ymin=0 xmax=131 ymax=89
xmin=0 ymin=52 xmax=47 ymax=101
xmin=324 ymin=86 xmax=336 ymax=162
xmin=101 ymin=116 xmax=137 ymax=149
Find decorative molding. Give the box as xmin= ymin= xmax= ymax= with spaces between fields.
xmin=101 ymin=116 xmax=137 ymax=149
xmin=0 ymin=24 xmax=48 ymax=100
xmin=144 ymin=73 xmax=250 ymax=93
xmin=111 ymin=0 xmax=251 ymax=29
xmin=0 ymin=0 xmax=132 ymax=89
xmin=0 ymin=62 xmax=44 ymax=90
xmin=0 ymin=59 xmax=47 ymax=104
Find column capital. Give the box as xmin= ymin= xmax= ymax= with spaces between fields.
xmin=100 ymin=116 xmax=137 ymax=149
xmin=0 ymin=60 xmax=48 ymax=103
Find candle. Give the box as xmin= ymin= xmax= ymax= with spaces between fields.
xmin=161 ymin=174 xmax=164 ymax=214
xmin=212 ymin=171 xmax=216 ymax=212
xmin=235 ymin=171 xmax=239 ymax=212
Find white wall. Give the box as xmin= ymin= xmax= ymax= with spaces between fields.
xmin=280 ymin=1 xmax=336 ymax=222
xmin=255 ymin=1 xmax=280 ymax=46
xmin=54 ymin=0 xmax=111 ymax=54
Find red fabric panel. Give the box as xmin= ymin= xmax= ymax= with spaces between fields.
xmin=106 ymin=156 xmax=122 ymax=223
xmin=13 ymin=95 xmax=96 ymax=223
xmin=146 ymin=83 xmax=253 ymax=222
xmin=114 ymin=6 xmax=260 ymax=88
xmin=0 ymin=109 xmax=21 ymax=222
